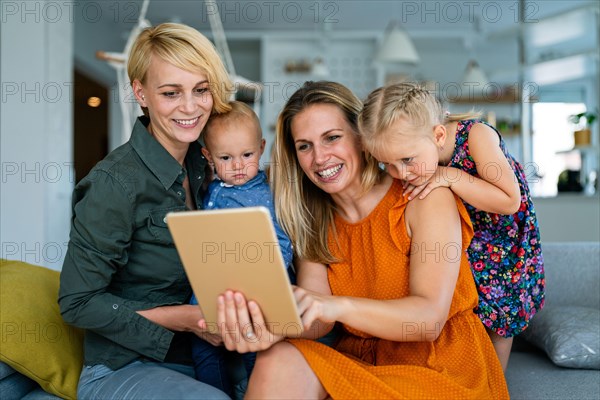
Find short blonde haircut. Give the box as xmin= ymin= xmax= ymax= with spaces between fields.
xmin=359 ymin=82 xmax=481 ymax=155
xmin=202 ymin=101 xmax=261 ymax=149
xmin=127 ymin=22 xmax=233 ymax=116
xmin=272 ymin=81 xmax=384 ymax=263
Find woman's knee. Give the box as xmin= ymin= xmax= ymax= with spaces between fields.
xmin=251 ymin=341 xmax=309 ymax=383
xmin=256 ymin=342 xmax=302 ymax=367
xmin=248 ymin=342 xmax=326 ymax=398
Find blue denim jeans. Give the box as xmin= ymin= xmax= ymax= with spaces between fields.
xmin=78 ymin=360 xmax=230 ymax=399
xmin=191 ymin=338 xmax=255 ymax=397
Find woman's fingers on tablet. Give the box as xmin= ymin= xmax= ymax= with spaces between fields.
xmin=246 ymin=300 xmax=267 ymax=343
xmin=299 ymin=296 xmax=322 ymax=331
xmin=216 ymin=295 xmax=231 ymax=349
xmin=219 ymin=291 xmax=242 ymax=351
xmin=234 ymin=292 xmax=257 ymax=342
xmin=217 ymin=290 xmax=283 ymax=351
xmin=247 ymin=301 xmax=284 ymax=348
xmin=293 ymin=289 xmax=319 ymax=330
xmin=247 ymin=300 xmax=263 ymax=322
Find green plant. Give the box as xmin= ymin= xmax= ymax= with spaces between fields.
xmin=568 ymin=111 xmax=597 ymax=130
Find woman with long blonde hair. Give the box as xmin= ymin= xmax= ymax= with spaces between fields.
xmin=214 ymin=81 xmax=508 ymax=399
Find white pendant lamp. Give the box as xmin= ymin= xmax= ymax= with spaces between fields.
xmin=376 ymin=22 xmax=420 ymax=64
xmin=462 ymin=60 xmax=489 ymax=88
xmin=312 ymin=57 xmax=330 ymax=78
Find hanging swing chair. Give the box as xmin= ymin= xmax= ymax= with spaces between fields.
xmin=96 ymin=0 xmax=262 ymax=145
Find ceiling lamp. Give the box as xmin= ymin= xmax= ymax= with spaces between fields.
xmin=312 ymin=57 xmax=330 ymax=78
xmin=376 ymin=22 xmax=420 ymax=64
xmin=462 ymin=59 xmax=489 ymax=88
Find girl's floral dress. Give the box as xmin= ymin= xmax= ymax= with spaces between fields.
xmin=448 ymin=120 xmax=545 ymax=337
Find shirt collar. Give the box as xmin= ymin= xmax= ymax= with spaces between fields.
xmin=215 ymin=170 xmax=267 ymax=190
xmin=130 ymin=116 xmax=207 ymax=190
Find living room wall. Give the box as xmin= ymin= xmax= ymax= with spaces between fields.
xmin=1 ymin=0 xmax=73 ymax=270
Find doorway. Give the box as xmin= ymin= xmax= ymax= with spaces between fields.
xmin=73 ymin=69 xmax=109 ymax=183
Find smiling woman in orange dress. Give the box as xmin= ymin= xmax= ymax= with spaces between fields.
xmin=212 ymin=81 xmax=509 ymax=399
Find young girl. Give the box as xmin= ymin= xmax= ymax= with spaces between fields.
xmin=358 ymin=82 xmax=545 ymax=371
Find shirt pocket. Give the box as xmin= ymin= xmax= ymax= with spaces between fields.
xmin=147 ymin=206 xmax=186 ymax=245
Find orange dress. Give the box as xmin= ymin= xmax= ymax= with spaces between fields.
xmin=289 ymin=180 xmax=509 ymax=399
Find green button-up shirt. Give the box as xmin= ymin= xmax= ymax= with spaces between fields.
xmin=59 ymin=117 xmax=207 ymax=369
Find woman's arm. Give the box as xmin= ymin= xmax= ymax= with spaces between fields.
xmin=139 ymin=305 xmax=222 ymax=345
xmin=296 ymin=188 xmax=462 ymax=342
xmin=406 ymin=123 xmax=521 ymax=214
xmin=294 ymin=259 xmax=334 ymax=339
xmin=218 ymin=190 xmax=463 ymax=344
xmin=59 ymin=171 xmax=219 ymax=359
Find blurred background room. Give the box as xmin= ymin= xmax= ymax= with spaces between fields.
xmin=1 ymin=0 xmax=598 ymax=269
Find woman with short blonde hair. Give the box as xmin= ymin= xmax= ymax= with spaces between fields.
xmin=59 ymin=23 xmax=233 ymax=399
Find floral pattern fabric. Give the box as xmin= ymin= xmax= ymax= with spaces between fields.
xmin=448 ymin=119 xmax=545 ymax=337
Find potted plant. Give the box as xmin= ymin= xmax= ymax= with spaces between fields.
xmin=568 ymin=111 xmax=597 ymax=147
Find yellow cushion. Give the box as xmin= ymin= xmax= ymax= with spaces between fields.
xmin=0 ymin=259 xmax=83 ymax=399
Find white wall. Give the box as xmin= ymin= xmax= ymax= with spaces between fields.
xmin=1 ymin=0 xmax=73 ymax=270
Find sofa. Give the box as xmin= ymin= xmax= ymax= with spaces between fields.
xmin=1 ymin=242 xmax=599 ymax=399
xmin=504 ymin=242 xmax=600 ymax=399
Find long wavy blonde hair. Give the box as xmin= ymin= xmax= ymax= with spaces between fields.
xmin=271 ymin=81 xmax=385 ymax=263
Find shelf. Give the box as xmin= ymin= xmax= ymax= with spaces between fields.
xmin=448 ymin=89 xmax=537 ymax=104
xmin=555 ymin=146 xmax=598 ymax=155
xmin=499 ymin=130 xmax=521 ymax=136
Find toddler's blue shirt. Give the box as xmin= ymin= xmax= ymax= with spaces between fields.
xmin=203 ymin=170 xmax=294 ymax=268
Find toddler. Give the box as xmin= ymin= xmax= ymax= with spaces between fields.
xmin=358 ymin=82 xmax=545 ymax=371
xmin=190 ymin=101 xmax=295 ymax=395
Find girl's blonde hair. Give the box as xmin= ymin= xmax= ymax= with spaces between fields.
xmin=127 ymin=22 xmax=233 ymax=116
xmin=358 ymin=82 xmax=480 ymax=154
xmin=271 ymin=81 xmax=385 ymax=263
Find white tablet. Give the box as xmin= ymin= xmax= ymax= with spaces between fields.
xmin=166 ymin=207 xmax=303 ymax=337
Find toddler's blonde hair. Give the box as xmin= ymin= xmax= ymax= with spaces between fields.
xmin=202 ymin=101 xmax=262 ymax=149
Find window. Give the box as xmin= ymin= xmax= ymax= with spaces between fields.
xmin=531 ymin=102 xmax=586 ymax=197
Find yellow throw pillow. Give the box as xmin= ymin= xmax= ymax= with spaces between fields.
xmin=0 ymin=259 xmax=83 ymax=399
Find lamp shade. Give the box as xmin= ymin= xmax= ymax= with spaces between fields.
xmin=462 ymin=60 xmax=489 ymax=88
xmin=312 ymin=58 xmax=330 ymax=78
xmin=376 ymin=25 xmax=419 ymax=64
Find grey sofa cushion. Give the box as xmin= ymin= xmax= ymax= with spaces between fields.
xmin=507 ymin=349 xmax=600 ymax=400
xmin=519 ymin=242 xmax=600 ymax=370
xmin=521 ymin=306 xmax=600 ymax=369
xmin=541 ymin=242 xmax=600 ymax=308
